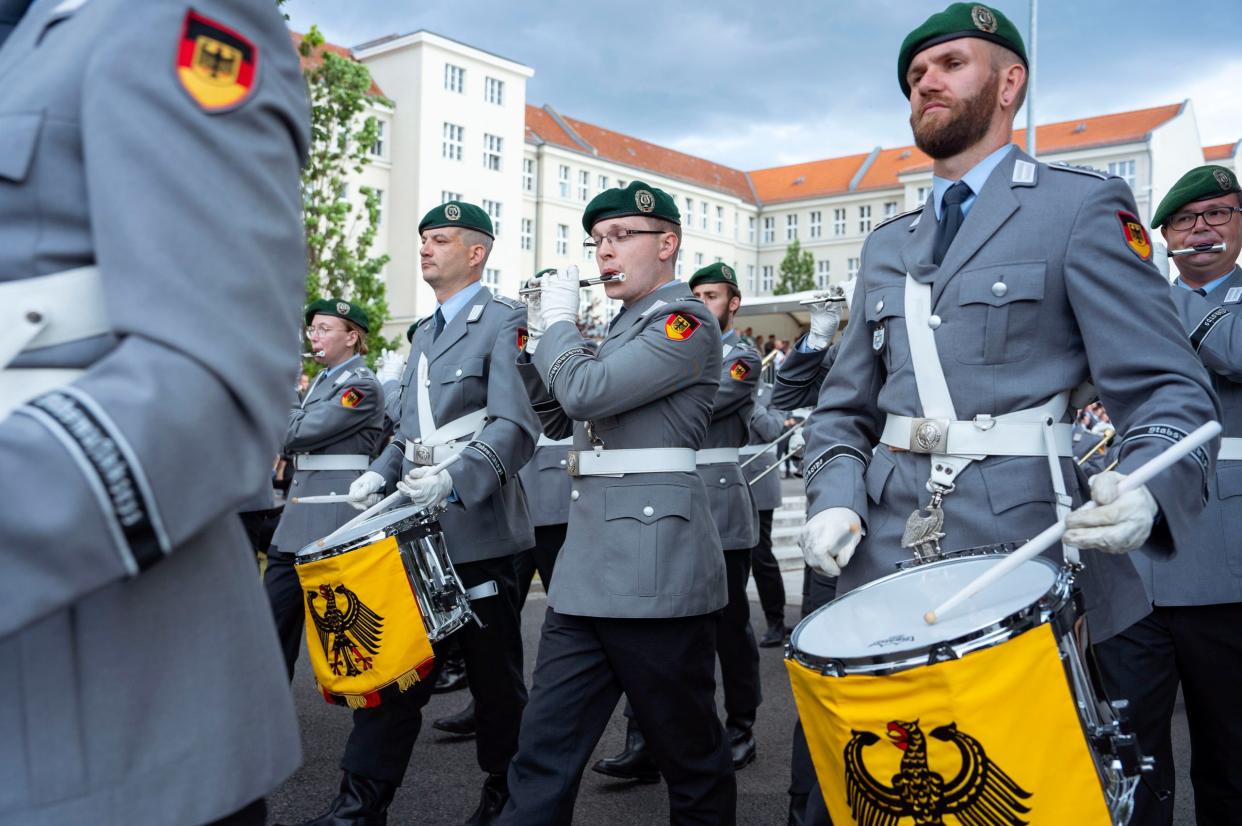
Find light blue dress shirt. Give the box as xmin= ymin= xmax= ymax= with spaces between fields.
xmin=1176 ymin=271 xmax=1234 ymax=294
xmin=435 ymin=279 xmax=485 ymax=325
xmin=932 ymin=143 xmax=1016 ymax=220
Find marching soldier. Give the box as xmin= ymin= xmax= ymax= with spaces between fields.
xmin=319 ymin=202 xmax=537 ymax=826
xmin=745 ymin=382 xmax=792 ymax=647
xmin=1094 ymin=165 xmax=1242 ymax=826
xmin=500 ymin=182 xmax=736 ymax=824
xmin=0 ymin=1 xmax=309 ymax=823
xmin=264 ymin=299 xmax=385 ymax=677
xmin=771 ymin=298 xmax=841 ymax=411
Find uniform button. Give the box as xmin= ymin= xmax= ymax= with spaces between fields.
xmin=559 ymin=459 xmax=567 ymax=467
xmin=875 ymin=299 xmax=885 ymax=313
xmin=292 ymin=480 xmax=299 ymax=486
xmin=455 ymin=368 xmax=463 ymax=377
xmin=642 ymin=505 xmax=655 ymax=517
xmin=991 ymin=281 xmax=1008 ymax=297
xmin=719 ymin=477 xmax=727 ymax=485
xmin=570 ymin=490 xmax=580 ymax=501
xmin=423 ymin=379 xmax=430 ymax=387
xmin=928 ymin=315 xmax=941 ymax=329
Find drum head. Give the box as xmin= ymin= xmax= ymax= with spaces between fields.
xmin=297 ymin=503 xmax=429 ymax=558
xmin=792 ymin=556 xmax=1061 ymax=663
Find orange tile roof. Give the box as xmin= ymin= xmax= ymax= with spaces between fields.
xmin=854 ymin=145 xmax=931 ymax=193
xmin=524 ymin=104 xmax=579 ymax=152
xmin=290 ymin=32 xmax=387 ymax=98
xmin=1205 ymin=142 xmax=1239 ymax=161
xmin=1011 ymin=103 xmax=1182 ymax=157
xmin=749 ymin=153 xmax=874 ymax=203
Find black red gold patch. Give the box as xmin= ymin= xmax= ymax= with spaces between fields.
xmin=664 ymin=312 xmax=701 ymax=341
xmin=341 ymin=387 xmax=365 ymax=409
xmin=176 ymin=10 xmax=258 ymax=112
xmin=517 ymin=327 xmax=529 ymax=351
xmin=729 ymin=359 xmax=750 ymax=381
xmin=1117 ymin=210 xmax=1152 ymax=262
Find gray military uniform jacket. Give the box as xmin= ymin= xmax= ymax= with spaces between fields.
xmin=371 ymin=286 xmax=538 ymax=563
xmin=271 ymin=356 xmax=384 ymax=555
xmin=772 ymin=337 xmax=838 ymax=411
xmin=802 ymin=147 xmax=1220 ymax=642
xmin=0 ymin=1 xmax=308 ymax=822
xmin=1129 ymin=268 xmax=1242 ymax=606
xmin=519 ymin=280 xmax=727 ymax=618
xmin=745 ymin=382 xmax=788 ymax=512
xmin=518 ymin=439 xmax=573 ymax=528
xmin=699 ymin=333 xmax=761 ymax=550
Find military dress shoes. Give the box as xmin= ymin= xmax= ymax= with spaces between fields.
xmin=759 ymin=621 xmax=788 ymax=648
xmin=461 ymin=772 xmax=508 ymax=826
xmin=590 ymin=719 xmax=660 ymax=783
xmin=278 ymin=771 xmax=396 ymax=826
xmin=433 ymin=698 xmax=477 ymax=736
xmin=726 ymin=716 xmax=757 ymax=771
xmin=433 ymin=654 xmax=469 ymax=694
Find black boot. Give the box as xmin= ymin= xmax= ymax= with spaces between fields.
xmin=277 ymin=771 xmax=396 ymax=826
xmin=432 ymin=698 xmax=476 ymax=736
xmin=759 ymin=621 xmax=788 ymax=648
xmin=727 ymin=715 xmax=757 ymax=771
xmin=787 ymin=793 xmax=808 ymax=826
xmin=433 ymin=649 xmax=469 ymax=693
xmin=461 ymin=772 xmax=508 ymax=826
xmin=590 ymin=719 xmax=660 ymax=783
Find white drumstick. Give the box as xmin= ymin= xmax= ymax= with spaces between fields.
xmin=316 ymin=453 xmax=462 ymax=548
xmin=924 ymin=420 xmax=1221 ymax=625
xmin=290 ymin=494 xmax=353 ymax=504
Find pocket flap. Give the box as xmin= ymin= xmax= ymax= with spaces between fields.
xmin=0 ymin=111 xmax=44 ymax=183
xmin=957 ymin=262 xmax=1046 ymax=307
xmin=865 ymin=448 xmax=896 ymax=505
xmin=439 ymin=356 xmax=486 ymax=383
xmin=863 ymin=286 xmax=905 ymax=322
xmin=1217 ymin=464 xmax=1242 ymax=499
xmin=978 ymin=456 xmax=1055 ymax=513
xmin=605 ymin=484 xmax=692 ymax=524
xmin=535 ymin=450 xmax=570 ymax=471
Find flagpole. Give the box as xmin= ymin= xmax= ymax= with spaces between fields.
xmin=1026 ymin=0 xmax=1037 ymax=157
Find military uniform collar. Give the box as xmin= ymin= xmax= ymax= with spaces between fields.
xmin=426 ymin=283 xmax=490 ymax=363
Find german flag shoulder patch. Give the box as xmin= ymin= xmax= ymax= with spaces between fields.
xmin=729 ymin=359 xmax=751 ymax=381
xmin=341 ymin=387 xmax=366 ymax=409
xmin=1117 ymin=210 xmax=1152 ymax=262
xmin=176 ymin=10 xmax=259 ymax=112
xmin=517 ymin=327 xmax=529 ymax=351
xmin=664 ymin=312 xmax=701 ymax=341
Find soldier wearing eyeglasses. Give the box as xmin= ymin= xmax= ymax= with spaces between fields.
xmin=1093 ymin=165 xmax=1242 ymax=826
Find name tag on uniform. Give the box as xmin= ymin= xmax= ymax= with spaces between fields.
xmin=1225 ymin=287 xmax=1242 ymax=305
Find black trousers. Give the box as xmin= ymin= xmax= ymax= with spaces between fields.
xmin=790 ymin=567 xmax=839 ymax=826
xmin=500 ymin=608 xmax=736 ymax=826
xmin=718 ymin=547 xmax=762 ymax=726
xmin=206 ymin=798 xmax=266 ymax=825
xmin=263 ymin=551 xmax=304 ymax=680
xmin=341 ymin=555 xmax=527 ymax=785
xmin=514 ymin=523 xmax=566 ymax=607
xmin=748 ymin=509 xmax=786 ymax=627
xmin=240 ymin=506 xmax=282 ymax=556
xmin=1093 ymin=602 xmax=1242 ymax=826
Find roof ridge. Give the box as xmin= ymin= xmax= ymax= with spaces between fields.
xmin=543 ymin=105 xmax=596 ymax=155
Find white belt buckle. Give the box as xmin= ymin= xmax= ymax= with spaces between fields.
xmin=908 ymin=417 xmax=951 ymax=454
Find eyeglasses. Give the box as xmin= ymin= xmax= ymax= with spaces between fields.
xmin=582 ymin=228 xmax=667 ymax=250
xmin=1167 ymin=206 xmax=1242 ymax=232
xmin=306 ymin=325 xmax=346 ymax=338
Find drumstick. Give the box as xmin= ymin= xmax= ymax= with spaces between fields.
xmin=316 ymin=453 xmax=462 ymax=548
xmin=924 ymin=420 xmax=1221 ymax=625
xmin=290 ymin=494 xmax=352 ymax=504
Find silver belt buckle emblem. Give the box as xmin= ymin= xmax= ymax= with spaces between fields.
xmin=414 ymin=444 xmax=434 ymax=465
xmin=909 ymin=418 xmax=949 ymax=454
xmin=566 ymin=450 xmax=580 ymax=477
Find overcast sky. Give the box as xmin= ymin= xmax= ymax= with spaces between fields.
xmin=286 ymin=0 xmax=1242 ymax=171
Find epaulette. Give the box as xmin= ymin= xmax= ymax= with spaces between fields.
xmin=492 ymin=293 xmax=524 ymax=310
xmin=1048 ymin=161 xmax=1110 ymax=180
xmin=872 ymin=206 xmax=922 ymax=232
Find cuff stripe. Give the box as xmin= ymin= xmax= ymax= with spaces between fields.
xmin=547 ymin=347 xmax=592 ymax=395
xmin=465 ymin=440 xmax=507 ymax=486
xmin=1190 ymin=306 xmax=1229 ymax=352
xmin=804 ymin=444 xmax=868 ymax=485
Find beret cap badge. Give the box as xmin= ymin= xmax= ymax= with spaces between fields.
xmin=444 ymin=203 xmax=462 ymax=220
xmin=635 ymin=190 xmax=656 ymax=213
xmin=1216 ymin=169 xmax=1233 ymax=191
xmin=971 ymin=5 xmax=998 ymax=32
xmin=336 ymin=301 xmax=350 ymax=315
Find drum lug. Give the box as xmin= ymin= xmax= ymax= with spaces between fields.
xmin=816 ymin=659 xmax=846 ymax=677
xmin=926 ymin=643 xmax=958 ymax=665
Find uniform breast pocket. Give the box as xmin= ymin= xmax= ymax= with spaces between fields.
xmin=603 ymin=484 xmax=693 ymax=596
xmin=952 ymin=262 xmax=1046 ymax=364
xmin=863 ymin=286 xmax=909 ymax=373
xmin=437 ymin=356 xmax=487 ymax=408
xmin=1215 ymin=464 xmax=1242 ymax=575
xmin=0 ymin=111 xmax=43 ymax=185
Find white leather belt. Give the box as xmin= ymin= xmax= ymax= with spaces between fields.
xmin=695 ymin=447 xmax=741 ymax=465
xmin=880 ymin=412 xmax=1074 ymax=457
xmin=406 ymin=407 xmax=489 ymax=465
xmin=295 ymin=454 xmax=370 ymax=471
xmin=1220 ymin=437 xmax=1242 ymax=461
xmin=537 ymin=434 xmax=573 ymax=447
xmin=405 ymin=440 xmax=468 ymax=466
xmin=567 ymin=447 xmax=696 ymax=477
xmin=0 ymin=369 xmax=87 ymax=421
xmin=739 ymin=444 xmax=769 ymax=456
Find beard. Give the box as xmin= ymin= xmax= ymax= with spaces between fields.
xmin=910 ymin=74 xmax=998 ymax=159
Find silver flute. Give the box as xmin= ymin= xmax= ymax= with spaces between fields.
xmin=1169 ymin=242 xmax=1226 ymax=257
xmin=302 ymin=350 xmax=325 ymax=358
xmin=798 ymin=285 xmax=847 ymax=305
xmin=518 ymin=272 xmax=626 ymax=296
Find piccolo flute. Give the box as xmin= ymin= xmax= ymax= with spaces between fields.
xmin=798 ymin=286 xmax=847 ymax=306
xmin=1169 ymin=242 xmax=1226 ymax=257
xmin=302 ymin=350 xmax=325 ymax=358
xmin=518 ymin=272 xmax=626 ymax=296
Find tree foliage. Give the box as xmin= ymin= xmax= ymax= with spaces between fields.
xmin=774 ymin=239 xmax=816 ymax=295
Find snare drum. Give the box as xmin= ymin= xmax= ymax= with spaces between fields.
xmin=295 ymin=504 xmax=476 ymax=708
xmin=786 ymin=555 xmax=1142 ymax=826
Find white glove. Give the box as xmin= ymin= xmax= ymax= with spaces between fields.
xmin=540 ymin=265 xmax=580 ymax=328
xmin=397 ymin=466 xmax=455 ymax=510
xmin=805 ymin=302 xmax=841 ymax=350
xmin=788 ymin=427 xmax=805 ymax=455
xmin=523 ymin=279 xmax=544 ymax=354
xmin=347 ymin=470 xmax=386 ymax=511
xmin=800 ymin=507 xmax=863 ymax=576
xmin=1062 ymin=471 xmax=1158 ymax=554
xmin=376 ymin=348 xmax=405 ymax=384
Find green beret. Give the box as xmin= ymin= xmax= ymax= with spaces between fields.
xmin=405 ymin=320 xmax=420 ymax=343
xmin=582 ymin=180 xmax=680 ymax=233
xmin=1152 ymin=165 xmax=1241 ymax=228
xmin=898 ymin=3 xmax=1027 ymax=97
xmin=534 ymin=268 xmax=557 ymax=278
xmin=305 ymin=298 xmax=369 ymax=333
xmin=689 ymin=262 xmax=741 ymax=295
xmin=419 ymin=200 xmax=494 ymax=239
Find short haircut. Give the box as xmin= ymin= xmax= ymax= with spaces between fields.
xmin=988 ymin=42 xmax=1028 ymax=110
xmin=461 ymin=227 xmax=494 ymax=263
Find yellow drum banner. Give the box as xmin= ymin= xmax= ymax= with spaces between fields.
xmin=296 ymin=536 xmax=435 ymax=708
xmin=786 ymin=624 xmax=1110 ymax=826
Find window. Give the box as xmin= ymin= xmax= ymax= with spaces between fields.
xmin=555 ymin=224 xmax=568 ymax=256
xmin=616 ymin=179 xmax=626 ymax=189
xmin=816 ymin=259 xmax=830 ymax=289
xmin=747 ymin=265 xmax=756 ymax=293
xmin=694 ymin=252 xmax=704 ymax=268
xmin=483 ymin=268 xmax=500 ymax=287
xmin=482 ymin=133 xmax=503 ymax=171
xmin=374 ymin=188 xmax=384 ymax=225
xmin=884 ymin=201 xmax=898 ymax=217
xmin=578 ymin=170 xmax=590 ymax=202
xmin=848 ymin=257 xmax=860 ymax=278
xmin=762 ymin=216 xmax=775 ymax=243
xmin=484 ymin=77 xmax=504 ymax=105
xmin=809 ymin=210 xmax=822 ymax=239
xmin=859 ymin=205 xmax=872 ymax=234
xmin=833 ymin=208 xmax=846 ymax=236
xmin=444 ymin=64 xmax=465 ymax=93
xmin=761 ymin=265 xmax=774 ymax=292
xmin=748 ymin=216 xmax=756 ymax=243
xmin=916 ymin=186 xmax=931 ymax=205
xmin=522 ymin=158 xmax=535 ymax=192
xmin=482 ymin=199 xmax=502 ymax=236
xmin=597 ymin=174 xmax=609 ymax=193
xmin=1108 ymin=159 xmax=1137 ymax=190
xmin=520 ymin=218 xmax=533 ymax=251
xmin=716 ymin=206 xmax=724 ymax=234
xmin=675 ymin=258 xmax=683 ymax=277
xmin=558 ymin=165 xmax=570 ymax=198
xmin=442 ymin=122 xmax=463 ymax=161
xmin=684 ymin=198 xmax=694 ymax=228
xmin=786 ymin=213 xmax=798 ymax=241
xmin=700 ymin=204 xmax=708 ymax=231
xmin=441 ymin=190 xmax=462 ymax=204
xmin=370 ymin=121 xmax=386 ymax=158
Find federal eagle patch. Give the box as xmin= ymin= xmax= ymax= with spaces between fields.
xmin=341 ymin=387 xmax=366 ymax=409
xmin=729 ymin=359 xmax=751 ymax=381
xmin=517 ymin=327 xmax=529 ymax=350
xmin=664 ymin=312 xmax=701 ymax=341
xmin=176 ymin=10 xmax=258 ymax=112
xmin=1117 ymin=211 xmax=1152 ymax=262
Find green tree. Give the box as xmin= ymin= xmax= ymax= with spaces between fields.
xmin=773 ymin=239 xmax=816 ymax=295
xmin=299 ymin=26 xmax=397 ymax=367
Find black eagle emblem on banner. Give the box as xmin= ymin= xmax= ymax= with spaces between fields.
xmin=306 ymin=583 xmax=384 ymax=677
xmin=844 ymin=719 xmax=1032 ymax=825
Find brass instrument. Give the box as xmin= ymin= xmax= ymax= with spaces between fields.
xmin=760 ymin=349 xmax=781 ymax=369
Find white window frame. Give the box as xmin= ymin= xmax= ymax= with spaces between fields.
xmin=859 ymin=205 xmax=872 ymax=234
xmin=578 ymin=170 xmax=590 ymax=202
xmin=370 ymin=120 xmax=386 ymax=159
xmin=555 ymin=224 xmax=569 ymax=256
xmin=716 ymin=206 xmax=724 ymax=234
xmin=809 ymin=210 xmax=822 ymax=239
xmin=444 ymin=63 xmax=465 ymax=93
xmin=558 ymin=165 xmax=570 ymax=199
xmin=1108 ymin=159 xmax=1137 ymax=190
xmin=761 ymin=265 xmax=774 ymax=292
xmin=522 ymin=158 xmax=535 ymax=192
xmin=597 ymin=174 xmax=609 ymax=193
xmin=848 ymin=257 xmax=860 ymax=278
xmin=884 ymin=201 xmax=898 ymax=217
xmin=762 ymin=216 xmax=775 ymax=244
xmin=482 ymin=133 xmax=503 ymax=171
xmin=442 ymin=122 xmax=464 ymax=161
xmin=483 ymin=267 xmax=501 ymax=287
xmin=816 ymin=259 xmax=830 ymax=289
xmin=484 ymin=76 xmax=504 ymax=106
xmin=441 ymin=190 xmax=462 ymax=204
xmin=833 ymin=208 xmax=846 ymax=236
xmin=482 ymin=199 xmax=502 ymax=236
xmin=520 ymin=218 xmax=533 ymax=251
xmin=786 ymin=213 xmax=798 ymax=241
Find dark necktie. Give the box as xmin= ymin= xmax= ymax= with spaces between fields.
xmin=433 ymin=308 xmax=446 ymax=341
xmin=1194 ymin=288 xmax=1207 ymax=297
xmin=932 ymin=181 xmax=972 ymax=266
